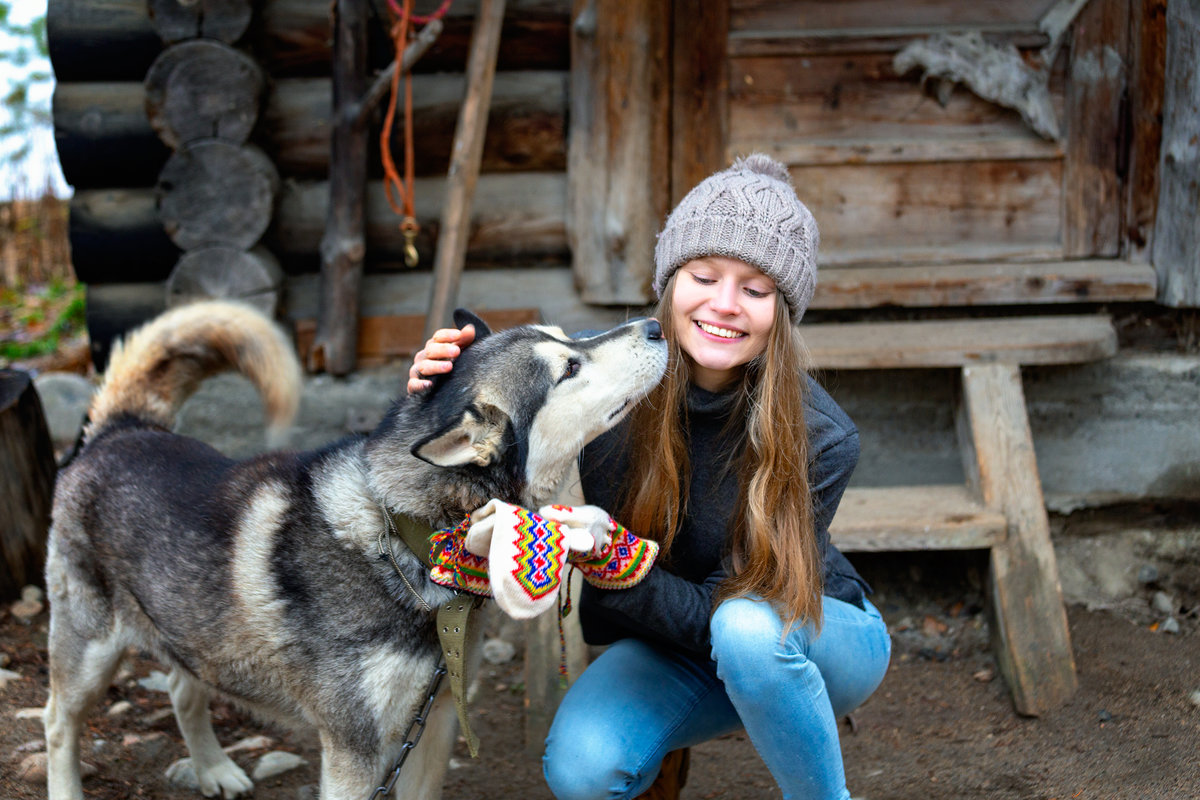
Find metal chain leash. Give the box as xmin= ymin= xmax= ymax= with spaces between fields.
xmin=368 ymin=660 xmax=449 ymax=800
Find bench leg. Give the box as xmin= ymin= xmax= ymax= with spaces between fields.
xmin=957 ymin=363 xmax=1078 ymax=715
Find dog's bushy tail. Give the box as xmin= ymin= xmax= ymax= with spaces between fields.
xmin=85 ymin=301 xmax=302 ymax=443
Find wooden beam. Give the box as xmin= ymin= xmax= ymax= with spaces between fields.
xmin=1062 ymin=0 xmax=1128 ymax=258
xmin=1152 ymin=0 xmax=1200 ymax=306
xmin=0 ymin=371 xmax=55 ymax=602
xmin=830 ymin=486 xmax=1007 ymax=552
xmin=424 ymin=0 xmax=508 ymax=337
xmin=1122 ymin=0 xmax=1167 ymax=261
xmin=957 ymin=363 xmax=1077 ymax=715
xmin=670 ymin=0 xmax=729 ymax=206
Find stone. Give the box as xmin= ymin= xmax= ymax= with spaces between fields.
xmin=0 ymin=651 xmax=9 ymax=668
xmin=10 ymin=598 xmax=43 ymax=621
xmin=296 ymin=784 xmax=318 ymax=800
xmin=138 ymin=670 xmax=171 ymax=693
xmin=34 ymin=372 xmax=94 ymax=448
xmin=1188 ymin=689 xmax=1200 ymax=708
xmin=1151 ymin=591 xmax=1177 ymax=615
xmin=224 ymin=735 xmax=275 ymax=754
xmin=107 ymin=700 xmax=134 ymax=717
xmin=14 ymin=739 xmax=45 ymax=755
xmin=0 ymin=667 xmax=23 ymax=690
xmin=166 ymin=758 xmax=200 ymax=791
xmin=19 ymin=753 xmax=95 ymax=784
xmin=252 ymin=750 xmax=307 ymax=780
xmin=972 ymin=667 xmax=996 ymax=683
xmin=482 ymin=637 xmax=516 ymax=665
xmin=21 ymin=585 xmax=44 ymax=604
xmin=125 ymin=732 xmax=171 ymax=764
xmin=1136 ymin=564 xmax=1159 ymax=585
xmin=14 ymin=707 xmax=44 ymax=720
xmin=1160 ymin=616 xmax=1181 ymax=635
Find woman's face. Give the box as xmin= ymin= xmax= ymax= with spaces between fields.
xmin=669 ymin=256 xmax=777 ymax=392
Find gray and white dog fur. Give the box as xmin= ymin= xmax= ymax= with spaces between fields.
xmin=43 ymin=301 xmax=667 ymax=800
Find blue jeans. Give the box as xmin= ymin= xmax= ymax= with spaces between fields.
xmin=542 ymin=596 xmax=891 ymax=800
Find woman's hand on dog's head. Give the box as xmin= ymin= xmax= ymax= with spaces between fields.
xmin=407 ymin=324 xmax=476 ymax=394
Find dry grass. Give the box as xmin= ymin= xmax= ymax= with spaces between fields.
xmin=1 ymin=193 xmax=71 ymax=290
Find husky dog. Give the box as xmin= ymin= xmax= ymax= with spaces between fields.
xmin=44 ymin=301 xmax=667 ymax=800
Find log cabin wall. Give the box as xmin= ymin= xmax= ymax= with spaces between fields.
xmin=50 ymin=0 xmax=571 ymax=367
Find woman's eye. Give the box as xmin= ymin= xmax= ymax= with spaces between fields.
xmin=690 ymin=273 xmax=716 ymax=285
xmin=561 ymin=358 xmax=581 ymax=381
xmin=744 ymin=287 xmax=771 ymax=299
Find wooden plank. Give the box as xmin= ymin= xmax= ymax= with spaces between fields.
xmin=728 ymin=29 xmax=1050 ymax=58
xmin=729 ymin=0 xmax=1059 ymax=34
xmin=1122 ymin=0 xmax=1167 ymax=262
xmin=670 ymin=0 xmax=729 ymax=205
xmin=1062 ymin=0 xmax=1128 ymax=258
xmin=425 ymin=0 xmax=508 ymax=337
xmin=801 ymin=315 xmax=1117 ymax=369
xmin=810 ymin=260 xmax=1157 ymax=309
xmin=0 ymin=371 xmax=55 ymax=601
xmin=294 ymin=309 xmax=542 ymax=369
xmin=830 ymin=486 xmax=1007 ymax=552
xmin=785 ymin=160 xmax=1063 ymax=263
xmin=957 ymin=362 xmax=1077 ymax=714
xmin=568 ymin=0 xmax=670 ymax=305
xmin=749 ymin=137 xmax=1062 ymax=167
xmin=1152 ymin=0 xmax=1200 ymax=306
xmin=729 ymin=51 xmax=1066 ymax=147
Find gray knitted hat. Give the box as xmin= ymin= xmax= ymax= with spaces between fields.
xmin=653 ymin=153 xmax=819 ymax=319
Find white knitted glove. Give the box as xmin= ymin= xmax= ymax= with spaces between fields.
xmin=537 ymin=504 xmax=614 ymax=556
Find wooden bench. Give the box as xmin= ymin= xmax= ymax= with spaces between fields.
xmin=814 ymin=314 xmax=1118 ymax=716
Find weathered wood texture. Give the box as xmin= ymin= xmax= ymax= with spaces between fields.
xmin=147 ymin=0 xmax=251 ymax=44
xmin=569 ymin=0 xmax=671 ymax=305
xmin=0 ymin=371 xmax=55 ymax=601
xmin=802 ymin=315 xmax=1117 ymax=370
xmin=1122 ymin=0 xmax=1167 ymax=260
xmin=144 ymin=40 xmax=265 ymax=149
xmin=729 ymin=0 xmax=1060 ymax=32
xmin=830 ymin=485 xmax=1007 ymax=552
xmin=156 ymin=141 xmax=280 ymax=250
xmin=1062 ymin=0 xmax=1128 ymax=257
xmin=425 ymin=0 xmax=509 ymax=337
xmin=84 ymin=283 xmax=167 ymax=370
xmin=54 ymin=73 xmax=567 ymax=188
xmin=1153 ymin=0 xmax=1200 ymax=306
xmin=48 ymin=0 xmax=569 ymax=81
xmin=670 ymin=0 xmax=729 ymax=205
xmin=69 ymin=173 xmax=568 ymax=281
xmin=165 ymin=246 xmax=283 ymax=315
xmin=958 ymin=362 xmax=1078 ymax=715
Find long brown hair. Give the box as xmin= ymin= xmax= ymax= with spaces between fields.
xmin=618 ymin=274 xmax=823 ymax=631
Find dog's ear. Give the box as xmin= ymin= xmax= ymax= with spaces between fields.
xmin=453 ymin=308 xmax=492 ymax=341
xmin=412 ymin=403 xmax=508 ymax=467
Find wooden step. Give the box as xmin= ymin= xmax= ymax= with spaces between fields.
xmin=830 ymin=485 xmax=1007 ymax=552
xmin=802 ymin=314 xmax=1116 ymax=370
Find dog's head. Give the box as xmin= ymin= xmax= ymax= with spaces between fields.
xmin=368 ymin=310 xmax=668 ymax=518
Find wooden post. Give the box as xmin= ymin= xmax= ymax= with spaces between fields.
xmin=671 ymin=0 xmax=729 ymax=206
xmin=0 ymin=370 xmax=56 ymax=601
xmin=423 ymin=0 xmax=508 ymax=339
xmin=568 ymin=0 xmax=671 ymax=305
xmin=315 ymin=0 xmax=370 ymax=375
xmin=957 ymin=363 xmax=1078 ymax=715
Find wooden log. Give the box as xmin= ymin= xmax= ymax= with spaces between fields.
xmin=148 ymin=0 xmax=253 ymax=44
xmin=48 ymin=0 xmax=568 ymax=82
xmin=957 ymin=362 xmax=1078 ymax=715
xmin=0 ymin=370 xmax=55 ymax=601
xmin=165 ymin=246 xmax=284 ymax=316
xmin=85 ymin=283 xmax=167 ymax=372
xmin=568 ymin=0 xmax=671 ymax=305
xmin=145 ymin=40 xmax=265 ymax=149
xmin=424 ymin=0 xmax=508 ymax=337
xmin=1122 ymin=0 xmax=1167 ymax=261
xmin=730 ymin=0 xmax=1063 ymax=33
xmin=1152 ymin=0 xmax=1200 ymax=306
xmin=314 ymin=0 xmax=370 ymax=376
xmin=157 ymin=141 xmax=280 ymax=250
xmin=1062 ymin=0 xmax=1128 ymax=258
xmin=69 ymin=189 xmax=180 ymax=284
xmin=52 ymin=72 xmax=566 ymax=188
xmin=70 ymin=174 xmax=569 ymax=281
xmin=670 ymin=0 xmax=729 ymax=206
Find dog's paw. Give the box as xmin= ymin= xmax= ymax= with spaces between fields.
xmin=166 ymin=756 xmax=255 ymax=798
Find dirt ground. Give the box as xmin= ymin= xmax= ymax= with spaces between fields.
xmin=3 ymin=558 xmax=1199 ymax=800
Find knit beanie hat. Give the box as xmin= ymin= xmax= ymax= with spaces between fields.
xmin=653 ymin=153 xmax=819 ymax=319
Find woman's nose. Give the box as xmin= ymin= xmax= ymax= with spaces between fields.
xmin=709 ymin=281 xmax=740 ymax=313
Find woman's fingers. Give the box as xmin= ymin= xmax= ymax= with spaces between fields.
xmin=406 ymin=324 xmax=477 ymax=394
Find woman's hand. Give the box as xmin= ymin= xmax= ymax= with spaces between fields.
xmin=406 ymin=324 xmax=476 ymax=394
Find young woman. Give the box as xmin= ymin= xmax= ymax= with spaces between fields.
xmin=409 ymin=154 xmax=891 ymax=800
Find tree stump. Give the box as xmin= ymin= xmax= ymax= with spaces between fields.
xmin=156 ymin=140 xmax=279 ymax=250
xmin=148 ymin=0 xmax=252 ymax=45
xmin=0 ymin=370 xmax=56 ymax=601
xmin=166 ymin=245 xmax=283 ymax=315
xmin=145 ymin=40 xmax=264 ymax=149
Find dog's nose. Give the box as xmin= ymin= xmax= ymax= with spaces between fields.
xmin=644 ymin=319 xmax=663 ymax=340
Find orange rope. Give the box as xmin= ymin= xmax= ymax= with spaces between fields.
xmin=381 ymin=0 xmax=419 ymax=263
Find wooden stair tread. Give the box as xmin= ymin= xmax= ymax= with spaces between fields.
xmin=809 ymin=260 xmax=1157 ymax=308
xmin=802 ymin=314 xmax=1116 ymax=369
xmin=830 ymin=485 xmax=1007 ymax=552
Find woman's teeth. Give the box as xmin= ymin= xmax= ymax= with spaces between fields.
xmin=696 ymin=321 xmax=743 ymax=339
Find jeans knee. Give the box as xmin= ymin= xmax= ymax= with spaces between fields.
xmin=543 ymin=729 xmax=639 ymax=800
xmin=710 ymin=597 xmax=801 ymax=693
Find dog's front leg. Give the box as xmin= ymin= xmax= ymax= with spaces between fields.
xmin=317 ymin=735 xmax=389 ymax=800
xmin=391 ymin=686 xmax=457 ymax=800
xmin=167 ymin=668 xmax=254 ymax=798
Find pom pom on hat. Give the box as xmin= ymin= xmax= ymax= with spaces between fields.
xmin=653 ymin=153 xmax=818 ymax=320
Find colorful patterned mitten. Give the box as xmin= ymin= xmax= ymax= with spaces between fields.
xmin=428 ymin=517 xmax=492 ymax=597
xmin=466 ymin=500 xmax=569 ymax=620
xmin=538 ymin=505 xmax=659 ymax=590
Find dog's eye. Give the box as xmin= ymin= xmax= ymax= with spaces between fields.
xmin=560 ymin=358 xmax=581 ymax=382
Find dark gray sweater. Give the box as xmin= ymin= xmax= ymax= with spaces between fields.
xmin=577 ymin=374 xmax=868 ymax=659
